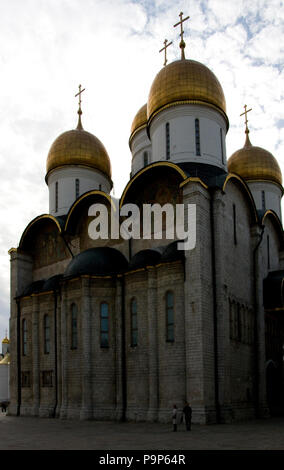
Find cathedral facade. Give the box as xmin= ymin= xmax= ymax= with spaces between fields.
xmin=8 ymin=22 xmax=284 ymax=423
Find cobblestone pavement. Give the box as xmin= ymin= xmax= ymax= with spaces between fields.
xmin=0 ymin=413 xmax=283 ymax=450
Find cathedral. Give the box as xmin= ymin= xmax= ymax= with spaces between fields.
xmin=8 ymin=14 xmax=284 ymax=424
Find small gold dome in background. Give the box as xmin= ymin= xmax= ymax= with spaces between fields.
xmin=46 ymin=127 xmax=112 ymax=180
xmin=129 ymin=103 xmax=147 ymax=144
xmin=228 ymin=133 xmax=282 ymax=187
xmin=2 ymin=336 xmax=9 ymax=344
xmin=147 ymin=59 xmax=228 ymax=126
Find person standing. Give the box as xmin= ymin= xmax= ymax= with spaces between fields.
xmin=183 ymin=402 xmax=192 ymax=431
xmin=172 ymin=404 xmax=178 ymax=432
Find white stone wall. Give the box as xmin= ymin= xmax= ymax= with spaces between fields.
xmin=47 ymin=166 xmax=112 ymax=216
xmin=247 ymin=181 xmax=282 ymax=221
xmin=130 ymin=128 xmax=152 ymax=176
xmin=149 ymin=105 xmax=227 ymax=170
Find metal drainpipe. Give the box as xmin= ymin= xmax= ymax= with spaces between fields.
xmin=52 ymin=289 xmax=58 ymax=418
xmin=253 ymin=225 xmax=265 ymax=418
xmin=210 ymin=188 xmax=221 ymax=424
xmin=16 ymin=298 xmax=21 ymax=416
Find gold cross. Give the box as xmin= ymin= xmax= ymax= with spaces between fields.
xmin=174 ymin=11 xmax=190 ymax=59
xmin=159 ymin=39 xmax=173 ymax=66
xmin=240 ymin=104 xmax=252 ymax=133
xmin=75 ymin=84 xmax=85 ymax=114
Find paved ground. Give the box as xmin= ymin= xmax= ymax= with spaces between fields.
xmin=0 ymin=413 xmax=283 ymax=450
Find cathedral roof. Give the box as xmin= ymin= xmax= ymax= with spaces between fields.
xmin=46 ymin=119 xmax=112 ymax=181
xmin=147 ymin=59 xmax=228 ymax=127
xmin=228 ymin=132 xmax=282 ymax=187
xmin=64 ymin=247 xmax=128 ymax=278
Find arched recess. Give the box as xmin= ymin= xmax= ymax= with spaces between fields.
xmin=19 ymin=214 xmax=63 ymax=250
xmin=222 ymin=173 xmax=258 ymax=225
xmin=120 ymin=161 xmax=187 ymax=208
xmin=64 ymin=190 xmax=115 ymax=236
xmin=261 ymin=210 xmax=284 ymax=248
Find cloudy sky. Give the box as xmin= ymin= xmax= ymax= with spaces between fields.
xmin=0 ymin=0 xmax=283 ymax=340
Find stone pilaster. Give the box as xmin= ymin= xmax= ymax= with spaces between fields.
xmin=251 ymin=225 xmax=270 ymax=418
xmin=114 ymin=276 xmax=124 ymax=420
xmin=60 ymin=284 xmax=68 ymax=419
xmin=80 ymin=277 xmax=93 ymax=420
xmin=32 ymin=295 xmax=40 ymax=416
xmin=147 ymin=267 xmax=158 ymax=421
xmin=182 ymin=180 xmax=216 ymax=424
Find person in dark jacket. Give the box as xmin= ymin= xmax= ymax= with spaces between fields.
xmin=183 ymin=402 xmax=192 ymax=431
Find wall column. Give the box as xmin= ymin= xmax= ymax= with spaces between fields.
xmin=32 ymin=295 xmax=40 ymax=416
xmin=60 ymin=284 xmax=68 ymax=418
xmin=80 ymin=277 xmax=93 ymax=420
xmin=147 ymin=267 xmax=159 ymax=421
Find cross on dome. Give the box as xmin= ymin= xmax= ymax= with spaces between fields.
xmin=75 ymin=84 xmax=86 ymax=130
xmin=174 ymin=11 xmax=190 ymax=60
xmin=240 ymin=104 xmax=252 ymax=134
xmin=159 ymin=39 xmax=173 ymax=66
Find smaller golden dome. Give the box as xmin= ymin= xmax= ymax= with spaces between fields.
xmin=46 ymin=119 xmax=112 ymax=180
xmin=2 ymin=336 xmax=9 ymax=344
xmin=129 ymin=103 xmax=147 ymax=145
xmin=228 ymin=133 xmax=282 ymax=186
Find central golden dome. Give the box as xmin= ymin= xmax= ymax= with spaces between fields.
xmin=46 ymin=123 xmax=112 ymax=180
xmin=147 ymin=59 xmax=228 ymax=126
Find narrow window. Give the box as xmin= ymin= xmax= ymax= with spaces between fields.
xmin=233 ymin=204 xmax=237 ymax=245
xmin=55 ymin=181 xmax=58 ymax=213
xmin=166 ymin=122 xmax=170 ymax=160
xmin=21 ymin=371 xmax=31 ymax=387
xmin=195 ymin=119 xmax=201 ymax=156
xmin=267 ymin=235 xmax=270 ymax=269
xmin=71 ymin=303 xmax=78 ymax=349
xmin=143 ymin=151 xmax=148 ymax=167
xmin=220 ymin=128 xmax=224 ymax=164
xmin=166 ymin=291 xmax=174 ymax=342
xmin=44 ymin=315 xmax=50 ymax=354
xmin=22 ymin=319 xmax=27 ymax=356
xmin=75 ymin=178 xmax=80 ymax=199
xmin=100 ymin=302 xmax=109 ymax=348
xmin=262 ymin=190 xmax=266 ymax=211
xmin=130 ymin=298 xmax=138 ymax=347
xmin=42 ymin=371 xmax=53 ymax=387
xmin=99 ymin=184 xmax=102 ymax=191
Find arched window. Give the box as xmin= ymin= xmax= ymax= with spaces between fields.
xmin=262 ymin=190 xmax=266 ymax=211
xmin=130 ymin=298 xmax=138 ymax=347
xmin=143 ymin=151 xmax=148 ymax=167
xmin=195 ymin=119 xmax=201 ymax=156
xmin=233 ymin=203 xmax=237 ymax=245
xmin=71 ymin=303 xmax=78 ymax=349
xmin=100 ymin=302 xmax=109 ymax=348
xmin=166 ymin=122 xmax=170 ymax=160
xmin=22 ymin=319 xmax=27 ymax=356
xmin=166 ymin=291 xmax=174 ymax=342
xmin=44 ymin=314 xmax=50 ymax=354
xmin=75 ymin=178 xmax=80 ymax=199
xmin=55 ymin=181 xmax=58 ymax=213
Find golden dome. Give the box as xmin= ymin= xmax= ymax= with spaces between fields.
xmin=2 ymin=336 xmax=9 ymax=344
xmin=46 ymin=121 xmax=112 ymax=180
xmin=228 ymin=133 xmax=282 ymax=186
xmin=147 ymin=59 xmax=228 ymax=126
xmin=130 ymin=103 xmax=147 ymax=143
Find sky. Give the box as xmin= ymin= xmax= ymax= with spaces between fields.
xmin=0 ymin=0 xmax=283 ymax=341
